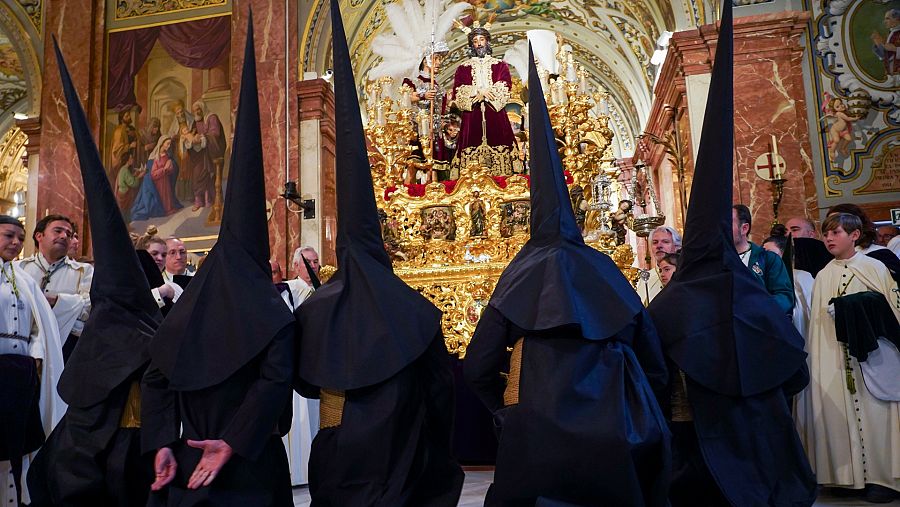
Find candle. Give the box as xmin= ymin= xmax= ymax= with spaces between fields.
xmin=771 ymin=134 xmax=782 ymax=179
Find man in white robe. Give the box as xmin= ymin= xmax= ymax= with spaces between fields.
xmin=0 ymin=216 xmax=64 ymax=506
xmin=636 ymin=225 xmax=681 ymax=306
xmin=275 ymin=246 xmax=321 ymax=486
xmin=804 ymin=213 xmax=900 ymax=502
xmin=17 ymin=215 xmax=91 ymax=363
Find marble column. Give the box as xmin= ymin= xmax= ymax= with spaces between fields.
xmin=232 ymin=0 xmax=302 ymax=269
xmin=297 ymin=78 xmax=336 ymax=268
xmin=732 ymin=12 xmax=815 ymax=234
xmin=638 ymin=11 xmax=814 ymax=240
xmin=35 ymin=0 xmax=106 ymax=238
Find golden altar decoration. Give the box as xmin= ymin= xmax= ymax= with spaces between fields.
xmin=357 ymin=41 xmax=644 ymax=357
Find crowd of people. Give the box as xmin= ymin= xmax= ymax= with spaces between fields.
xmin=634 ymin=202 xmax=900 ymax=504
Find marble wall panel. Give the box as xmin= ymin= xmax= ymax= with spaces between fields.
xmin=232 ymin=0 xmax=300 ymax=267
xmin=37 ymin=0 xmax=106 ymax=235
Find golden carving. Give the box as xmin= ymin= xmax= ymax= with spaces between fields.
xmin=114 ymin=0 xmax=227 ymax=20
xmin=343 ymin=38 xmax=640 ymax=357
xmin=0 ymin=128 xmax=28 ymax=203
xmin=13 ymin=0 xmax=42 ymax=34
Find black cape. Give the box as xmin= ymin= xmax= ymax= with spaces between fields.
xmin=464 ymin=49 xmax=670 ymax=507
xmin=295 ymin=2 xmax=463 ymax=505
xmin=646 ymin=4 xmax=815 ymax=505
xmin=466 ymin=307 xmax=670 ymax=507
xmin=27 ymin=39 xmax=161 ymax=507
xmin=140 ymin=11 xmax=294 ymax=506
xmin=147 ymin=10 xmax=293 ymax=393
xmin=295 ymin=0 xmax=440 ymax=393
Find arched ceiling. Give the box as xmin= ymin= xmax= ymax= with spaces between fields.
xmin=0 ymin=0 xmax=42 ymax=135
xmin=299 ymin=0 xmax=717 ymax=156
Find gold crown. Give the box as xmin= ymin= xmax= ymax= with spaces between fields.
xmin=453 ymin=12 xmax=496 ymax=35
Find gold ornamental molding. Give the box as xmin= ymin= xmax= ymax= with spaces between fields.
xmin=0 ymin=127 xmax=28 ymax=205
xmin=113 ymin=0 xmax=228 ymax=23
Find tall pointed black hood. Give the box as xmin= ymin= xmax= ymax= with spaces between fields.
xmin=149 ymin=11 xmax=294 ymax=391
xmin=53 ymin=38 xmax=162 ymax=408
xmin=295 ymin=0 xmax=441 ymax=391
xmin=647 ymin=3 xmax=806 ymax=397
xmin=487 ymin=47 xmax=642 ymax=339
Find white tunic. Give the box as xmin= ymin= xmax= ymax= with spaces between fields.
xmin=801 ymin=253 xmax=900 ymax=490
xmin=635 ymin=267 xmax=663 ymax=307
xmin=279 ymin=278 xmax=317 ymax=486
xmin=0 ymin=262 xmax=64 ymax=506
xmin=17 ymin=253 xmax=92 ymax=344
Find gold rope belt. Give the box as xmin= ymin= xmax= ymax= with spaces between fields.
xmin=670 ymin=370 xmax=693 ymax=422
xmin=319 ymin=389 xmax=345 ymax=429
xmin=503 ymin=337 xmax=523 ymax=406
xmin=119 ymin=381 xmax=142 ymax=428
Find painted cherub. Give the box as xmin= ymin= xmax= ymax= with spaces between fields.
xmin=821 ymin=92 xmax=863 ymax=163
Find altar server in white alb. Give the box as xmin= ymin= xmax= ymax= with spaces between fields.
xmin=803 ymin=212 xmax=900 ymax=503
xmin=0 ymin=215 xmax=65 ymax=506
xmin=17 ymin=214 xmax=92 ymax=362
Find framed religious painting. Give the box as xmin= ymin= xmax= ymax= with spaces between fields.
xmin=103 ymin=14 xmax=232 ymax=260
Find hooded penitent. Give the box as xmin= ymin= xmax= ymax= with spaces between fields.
xmin=646 ymin=1 xmax=805 ymax=400
xmin=294 ymin=3 xmax=463 ymax=506
xmin=148 ymin=13 xmax=294 ymax=391
xmin=647 ymin=3 xmax=816 ymax=505
xmin=487 ymin=54 xmax=642 ymax=340
xmin=26 ymin=38 xmax=163 ymax=506
xmin=295 ymin=0 xmax=441 ymax=392
xmin=461 ymin=47 xmax=671 ymax=507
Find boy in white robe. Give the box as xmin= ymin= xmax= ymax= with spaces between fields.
xmin=804 ymin=212 xmax=900 ymax=503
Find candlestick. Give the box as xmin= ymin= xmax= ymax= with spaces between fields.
xmin=771 ymin=134 xmax=782 ymax=179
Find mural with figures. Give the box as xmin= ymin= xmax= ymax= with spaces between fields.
xmin=103 ymin=15 xmax=232 ymax=249
xmin=808 ymin=0 xmax=900 ymax=200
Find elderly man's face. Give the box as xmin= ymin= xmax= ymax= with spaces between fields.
xmin=786 ymin=218 xmax=817 ymax=239
xmin=193 ymin=104 xmax=204 ymax=121
xmin=295 ymin=249 xmax=320 ymax=284
xmin=165 ymin=239 xmax=188 ymax=274
xmin=650 ymin=230 xmax=677 ymax=262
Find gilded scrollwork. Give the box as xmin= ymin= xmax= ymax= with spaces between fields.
xmin=114 ymin=0 xmax=227 ymax=20
xmin=355 ymin=37 xmax=639 ymax=356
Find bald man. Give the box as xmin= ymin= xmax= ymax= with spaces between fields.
xmin=785 ymin=217 xmax=817 ymax=239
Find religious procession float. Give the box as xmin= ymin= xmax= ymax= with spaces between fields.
xmin=343 ymin=1 xmax=667 ymax=357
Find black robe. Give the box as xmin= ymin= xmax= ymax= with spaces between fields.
xmin=465 ymin=306 xmax=671 ymax=507
xmin=27 ymin=374 xmax=151 ymax=507
xmin=141 ymin=326 xmax=295 ymax=507
xmin=669 ymin=370 xmax=816 ymax=507
xmin=306 ymin=334 xmax=464 ymax=507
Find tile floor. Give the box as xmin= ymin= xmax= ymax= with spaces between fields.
xmin=292 ymin=471 xmax=900 ymax=506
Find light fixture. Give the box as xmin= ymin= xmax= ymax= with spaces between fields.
xmin=281 ymin=181 xmax=316 ymax=219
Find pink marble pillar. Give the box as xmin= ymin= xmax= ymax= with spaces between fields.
xmin=36 ymin=0 xmax=106 ymax=237
xmin=639 ymin=11 xmax=814 ymax=239
xmin=231 ymin=0 xmax=301 ymax=267
xmin=732 ymin=12 xmax=815 ymax=233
